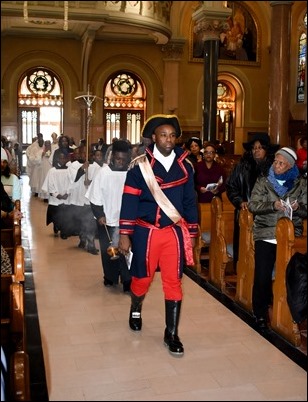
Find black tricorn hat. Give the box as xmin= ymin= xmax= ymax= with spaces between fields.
xmin=141 ymin=114 xmax=181 ymax=139
xmin=242 ymin=132 xmax=280 ymax=153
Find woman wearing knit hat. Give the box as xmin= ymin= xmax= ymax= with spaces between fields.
xmin=248 ymin=146 xmax=307 ymax=330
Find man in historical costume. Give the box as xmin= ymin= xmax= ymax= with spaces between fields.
xmin=86 ymin=140 xmax=132 ymax=293
xmin=118 ymin=114 xmax=198 ymax=357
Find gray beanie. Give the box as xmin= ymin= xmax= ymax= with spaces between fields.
xmin=275 ymin=147 xmax=297 ymax=166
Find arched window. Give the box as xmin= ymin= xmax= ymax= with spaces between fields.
xmin=217 ymin=81 xmax=235 ymax=144
xmin=103 ymin=71 xmax=146 ymax=144
xmin=297 ymin=12 xmax=307 ymax=103
xmin=18 ymin=67 xmax=63 ymax=145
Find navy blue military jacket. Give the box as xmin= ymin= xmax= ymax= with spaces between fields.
xmin=119 ymin=144 xmax=198 ymax=278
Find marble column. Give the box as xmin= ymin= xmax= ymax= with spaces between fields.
xmin=161 ymin=40 xmax=185 ymax=114
xmin=203 ymin=39 xmax=219 ymax=143
xmin=192 ymin=3 xmax=231 ymax=143
xmin=269 ymin=1 xmax=294 ymax=147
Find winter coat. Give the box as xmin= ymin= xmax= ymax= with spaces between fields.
xmin=248 ymin=175 xmax=307 ymax=241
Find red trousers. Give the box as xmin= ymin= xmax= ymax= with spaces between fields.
xmin=131 ymin=226 xmax=182 ymax=300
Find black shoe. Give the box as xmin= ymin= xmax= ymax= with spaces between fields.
xmin=87 ymin=247 xmax=99 ymax=255
xmin=60 ymin=233 xmax=68 ymax=240
xmin=164 ymin=329 xmax=184 ymax=356
xmin=103 ymin=278 xmax=113 ymax=287
xmin=53 ymin=225 xmax=59 ymax=236
xmin=129 ymin=293 xmax=145 ymax=331
xmin=255 ymin=317 xmax=268 ymax=330
xmin=123 ymin=280 xmax=131 ymax=293
xmin=129 ymin=310 xmax=142 ymax=331
xmin=78 ymin=240 xmax=87 ymax=249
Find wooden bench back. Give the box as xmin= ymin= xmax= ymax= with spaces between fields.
xmin=190 ymin=203 xmax=212 ymax=274
xmin=271 ymin=217 xmax=307 ymax=346
xmin=1 ymin=222 xmax=22 ymax=247
xmin=198 ymin=202 xmax=212 ymax=236
xmin=235 ymin=209 xmax=255 ymax=312
xmin=209 ymin=194 xmax=235 ymax=293
xmin=216 ymin=154 xmax=241 ymax=179
xmin=1 ymin=220 xmax=22 ymax=265
xmin=13 ymin=245 xmax=25 ymax=283
xmin=1 ymin=279 xmax=30 ymax=401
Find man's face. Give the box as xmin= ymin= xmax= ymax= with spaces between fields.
xmin=93 ymin=150 xmax=104 ymax=166
xmin=58 ymin=153 xmax=68 ymax=166
xmin=152 ymin=124 xmax=177 ymax=157
xmin=112 ymin=151 xmax=130 ymax=171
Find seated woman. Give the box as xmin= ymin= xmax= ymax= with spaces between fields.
xmin=1 ymin=158 xmax=21 ymax=202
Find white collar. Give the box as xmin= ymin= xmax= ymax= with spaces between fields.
xmin=153 ymin=144 xmax=175 ymax=172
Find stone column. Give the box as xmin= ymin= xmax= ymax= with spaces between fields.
xmin=161 ymin=40 xmax=185 ymax=114
xmin=192 ymin=2 xmax=231 ymax=143
xmin=269 ymin=1 xmax=294 ymax=147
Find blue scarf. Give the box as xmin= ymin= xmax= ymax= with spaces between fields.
xmin=267 ymin=165 xmax=299 ymax=197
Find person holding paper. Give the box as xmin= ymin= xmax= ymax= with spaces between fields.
xmin=248 ymin=147 xmax=307 ymax=330
xmin=118 ymin=114 xmax=198 ymax=357
xmin=194 ymin=142 xmax=226 ymax=203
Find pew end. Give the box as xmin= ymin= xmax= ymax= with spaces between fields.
xmin=10 ymin=350 xmax=31 ymax=401
xmin=191 ymin=203 xmax=212 ymax=276
xmin=272 ymin=217 xmax=307 ymax=347
xmin=209 ymin=195 xmax=236 ymax=296
xmin=235 ymin=209 xmax=255 ymax=313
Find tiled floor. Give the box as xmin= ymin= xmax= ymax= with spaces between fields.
xmin=20 ymin=175 xmax=307 ymax=401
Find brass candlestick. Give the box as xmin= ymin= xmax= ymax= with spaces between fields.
xmin=103 ymin=224 xmax=120 ymax=260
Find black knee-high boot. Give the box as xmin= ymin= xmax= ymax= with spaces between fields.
xmin=129 ymin=293 xmax=145 ymax=331
xmin=164 ymin=300 xmax=184 ymax=356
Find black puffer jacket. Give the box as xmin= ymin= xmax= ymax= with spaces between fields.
xmin=226 ymin=152 xmax=274 ymax=209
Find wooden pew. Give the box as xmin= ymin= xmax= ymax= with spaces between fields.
xmin=10 ymin=350 xmax=31 ymax=401
xmin=1 ymin=280 xmax=30 ymax=401
xmin=235 ymin=209 xmax=255 ymax=313
xmin=1 ymin=201 xmax=22 ymax=265
xmin=271 ymin=217 xmax=307 ymax=347
xmin=1 ymin=237 xmax=29 ymax=400
xmin=1 ymin=245 xmax=25 ymax=335
xmin=191 ymin=225 xmax=203 ymax=274
xmin=209 ymin=193 xmax=237 ymax=296
xmin=191 ymin=203 xmax=212 ymax=274
xmin=215 ymin=154 xmax=241 ymax=179
xmin=13 ymin=245 xmax=25 ymax=283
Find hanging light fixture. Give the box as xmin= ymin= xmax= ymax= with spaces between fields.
xmin=23 ymin=1 xmax=69 ymax=31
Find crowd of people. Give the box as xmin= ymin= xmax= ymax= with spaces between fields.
xmin=1 ymin=123 xmax=307 ymax=354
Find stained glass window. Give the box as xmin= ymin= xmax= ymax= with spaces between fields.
xmin=297 ymin=13 xmax=307 ymax=103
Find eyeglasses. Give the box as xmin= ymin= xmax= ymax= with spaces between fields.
xmin=273 ymin=159 xmax=288 ymax=167
xmin=204 ymin=151 xmax=215 ymax=155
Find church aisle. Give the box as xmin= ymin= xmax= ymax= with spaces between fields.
xmin=20 ymin=175 xmax=307 ymax=401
